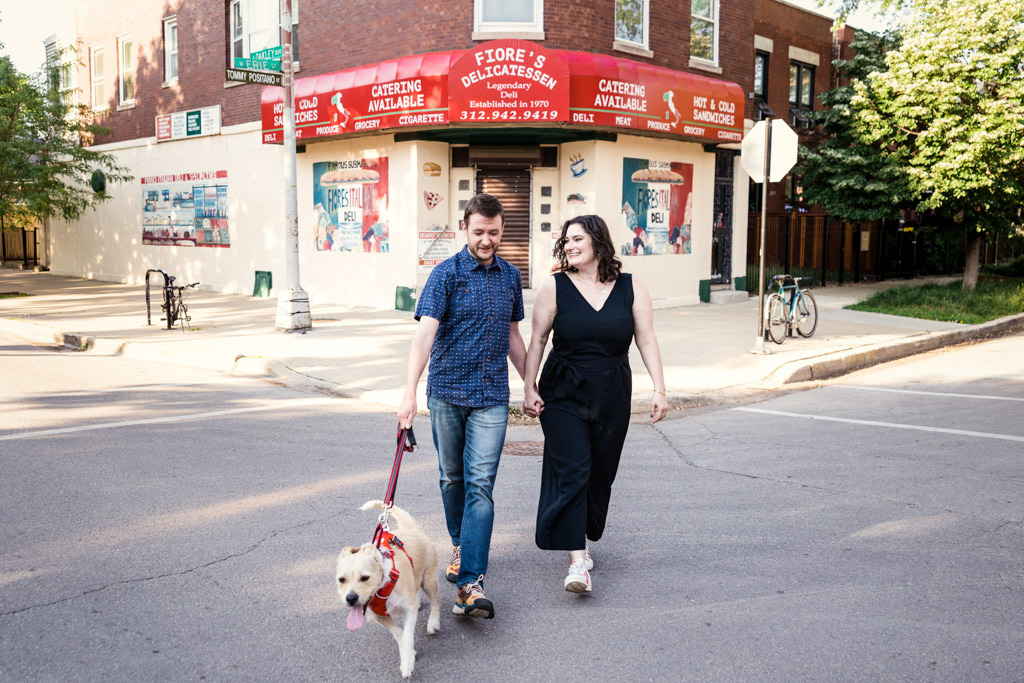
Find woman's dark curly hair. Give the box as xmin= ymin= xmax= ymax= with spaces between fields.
xmin=553 ymin=214 xmax=623 ymax=283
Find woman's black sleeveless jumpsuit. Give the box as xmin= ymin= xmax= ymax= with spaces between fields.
xmin=535 ymin=272 xmax=634 ymax=551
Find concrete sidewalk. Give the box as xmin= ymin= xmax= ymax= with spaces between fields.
xmin=3 ymin=267 xmax=1022 ymax=412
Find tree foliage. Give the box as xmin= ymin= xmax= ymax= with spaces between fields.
xmin=0 ymin=52 xmax=132 ymax=231
xmin=797 ymin=29 xmax=913 ymax=222
xmin=852 ymin=0 xmax=1024 ymax=288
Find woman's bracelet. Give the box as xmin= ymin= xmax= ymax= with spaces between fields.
xmin=654 ymin=389 xmax=666 ymax=396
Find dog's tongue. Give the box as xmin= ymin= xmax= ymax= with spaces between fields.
xmin=346 ymin=606 xmax=366 ymax=630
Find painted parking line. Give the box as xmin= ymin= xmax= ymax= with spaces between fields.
xmin=836 ymin=385 xmax=1024 ymax=402
xmin=0 ymin=397 xmax=341 ymax=442
xmin=732 ymin=407 xmax=1024 ymax=443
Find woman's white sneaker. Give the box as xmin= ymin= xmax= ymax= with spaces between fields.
xmin=583 ymin=542 xmax=594 ymax=571
xmin=564 ymin=559 xmax=592 ymax=593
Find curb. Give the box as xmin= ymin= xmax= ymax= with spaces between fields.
xmin=768 ymin=312 xmax=1024 ymax=384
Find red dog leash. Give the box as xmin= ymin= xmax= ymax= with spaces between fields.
xmin=372 ymin=426 xmax=417 ymax=548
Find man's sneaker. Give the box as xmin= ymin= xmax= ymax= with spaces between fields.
xmin=564 ymin=559 xmax=592 ymax=593
xmin=583 ymin=541 xmax=594 ymax=571
xmin=445 ymin=546 xmax=461 ymax=583
xmin=452 ymin=580 xmax=495 ymax=619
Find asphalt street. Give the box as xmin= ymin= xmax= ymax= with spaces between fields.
xmin=1 ymin=331 xmax=1022 ymax=681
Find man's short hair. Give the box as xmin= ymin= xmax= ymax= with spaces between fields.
xmin=463 ymin=193 xmax=504 ymax=228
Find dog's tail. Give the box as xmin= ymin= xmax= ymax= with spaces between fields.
xmin=360 ymin=500 xmax=419 ymax=532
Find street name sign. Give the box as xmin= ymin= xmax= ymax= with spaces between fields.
xmin=233 ymin=57 xmax=281 ymax=71
xmin=225 ymin=68 xmax=283 ymax=86
xmin=251 ymin=46 xmax=283 ymax=60
xmin=740 ymin=119 xmax=798 ymax=183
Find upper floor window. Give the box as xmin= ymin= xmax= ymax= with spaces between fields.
xmin=89 ymin=44 xmax=105 ymax=111
xmin=118 ymin=35 xmax=135 ymax=105
xmin=753 ymin=50 xmax=774 ymax=120
xmin=231 ymin=0 xmax=300 ymax=64
xmin=789 ymin=61 xmax=815 ymax=128
xmin=615 ymin=0 xmax=649 ymax=49
xmin=691 ymin=0 xmax=718 ymax=63
xmin=474 ymin=0 xmax=544 ymax=37
xmin=164 ymin=16 xmax=178 ymax=83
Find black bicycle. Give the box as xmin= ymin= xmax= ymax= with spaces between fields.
xmin=765 ymin=274 xmax=818 ymax=344
xmin=162 ymin=276 xmax=199 ymax=331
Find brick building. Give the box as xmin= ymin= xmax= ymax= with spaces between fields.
xmin=49 ymin=0 xmax=838 ymax=308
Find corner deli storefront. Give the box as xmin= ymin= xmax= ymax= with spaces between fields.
xmin=262 ymin=40 xmax=745 ymax=309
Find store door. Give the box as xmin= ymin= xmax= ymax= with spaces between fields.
xmin=711 ymin=150 xmax=734 ymax=284
xmin=476 ymin=167 xmax=531 ymax=285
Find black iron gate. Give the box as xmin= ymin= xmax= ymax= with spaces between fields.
xmin=711 ymin=151 xmax=734 ymax=284
xmin=1 ymin=228 xmax=39 ymax=267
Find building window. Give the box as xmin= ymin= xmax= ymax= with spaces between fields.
xmin=118 ymin=35 xmax=135 ymax=105
xmin=474 ymin=0 xmax=544 ymax=35
xmin=164 ymin=17 xmax=178 ymax=83
xmin=615 ymin=0 xmax=649 ymax=49
xmin=753 ymin=51 xmax=774 ymax=120
xmin=230 ymin=0 xmax=300 ymax=64
xmin=89 ymin=44 xmax=105 ymax=111
xmin=691 ymin=0 xmax=718 ymax=63
xmin=789 ymin=62 xmax=815 ymax=128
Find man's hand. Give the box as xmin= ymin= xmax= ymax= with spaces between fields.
xmin=522 ymin=386 xmax=545 ymax=418
xmin=398 ymin=396 xmax=417 ymax=429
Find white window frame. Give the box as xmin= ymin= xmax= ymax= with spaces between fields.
xmin=473 ymin=0 xmax=544 ymax=39
xmin=163 ymin=16 xmax=178 ymax=85
xmin=614 ymin=0 xmax=649 ymax=49
xmin=230 ymin=0 xmax=299 ymax=66
xmin=117 ymin=34 xmax=135 ymax=106
xmin=690 ymin=0 xmax=719 ymax=65
xmin=89 ymin=43 xmax=105 ymax=112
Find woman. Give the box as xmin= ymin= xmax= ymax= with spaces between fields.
xmin=522 ymin=214 xmax=668 ymax=594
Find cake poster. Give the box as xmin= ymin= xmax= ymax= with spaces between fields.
xmin=141 ymin=171 xmax=230 ymax=248
xmin=619 ymin=158 xmax=693 ymax=256
xmin=312 ymin=158 xmax=390 ymax=253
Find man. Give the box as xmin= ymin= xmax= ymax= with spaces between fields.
xmin=398 ymin=193 xmax=526 ymax=620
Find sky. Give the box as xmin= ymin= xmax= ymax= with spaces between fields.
xmin=0 ymin=0 xmax=896 ymax=76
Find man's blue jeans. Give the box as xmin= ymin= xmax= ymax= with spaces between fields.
xmin=427 ymin=397 xmax=507 ymax=588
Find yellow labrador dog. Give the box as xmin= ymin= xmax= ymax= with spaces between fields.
xmin=336 ymin=500 xmax=441 ymax=678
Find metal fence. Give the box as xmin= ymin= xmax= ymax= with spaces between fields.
xmin=743 ymin=212 xmax=979 ymax=293
xmin=1 ymin=228 xmax=39 ymax=267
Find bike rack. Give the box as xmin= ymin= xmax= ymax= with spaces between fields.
xmin=145 ymin=269 xmax=171 ymax=329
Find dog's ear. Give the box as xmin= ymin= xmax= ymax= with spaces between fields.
xmin=341 ymin=546 xmax=360 ymax=555
xmin=360 ymin=543 xmax=378 ymax=555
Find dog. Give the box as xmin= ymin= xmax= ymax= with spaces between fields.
xmin=336 ymin=500 xmax=441 ymax=678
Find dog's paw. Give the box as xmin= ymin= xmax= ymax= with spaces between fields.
xmin=427 ymin=619 xmax=440 ymax=635
xmin=400 ymin=654 xmax=416 ymax=678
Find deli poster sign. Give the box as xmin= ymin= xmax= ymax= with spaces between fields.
xmin=312 ymin=158 xmax=390 ymax=253
xmin=261 ymin=54 xmax=454 ymax=144
xmin=156 ymin=105 xmax=222 ymax=143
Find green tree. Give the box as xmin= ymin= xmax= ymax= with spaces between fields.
xmin=797 ymin=29 xmax=913 ymax=222
xmin=851 ymin=0 xmax=1024 ymax=290
xmin=0 ymin=51 xmax=132 ymax=237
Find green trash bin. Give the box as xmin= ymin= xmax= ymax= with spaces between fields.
xmin=253 ymin=270 xmax=273 ymax=298
xmin=395 ymin=286 xmax=416 ymax=312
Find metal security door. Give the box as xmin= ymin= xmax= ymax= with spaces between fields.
xmin=711 ymin=151 xmax=734 ymax=284
xmin=476 ymin=167 xmax=531 ymax=285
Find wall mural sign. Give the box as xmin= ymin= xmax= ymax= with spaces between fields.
xmin=312 ymin=158 xmax=390 ymax=253
xmin=141 ymin=171 xmax=229 ymax=248
xmin=155 ymin=105 xmax=222 ymax=143
xmin=448 ymin=40 xmax=569 ymax=123
xmin=619 ymin=158 xmax=694 ymax=256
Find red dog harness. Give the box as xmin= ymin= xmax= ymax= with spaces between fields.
xmin=367 ymin=530 xmax=415 ymax=616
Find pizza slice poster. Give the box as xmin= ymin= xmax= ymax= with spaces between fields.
xmin=312 ymin=158 xmax=390 ymax=253
xmin=620 ymin=158 xmax=694 ymax=256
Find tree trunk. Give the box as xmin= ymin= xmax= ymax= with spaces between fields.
xmin=963 ymin=231 xmax=982 ymax=291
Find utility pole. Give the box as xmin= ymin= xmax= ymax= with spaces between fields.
xmin=275 ymin=0 xmax=312 ymax=331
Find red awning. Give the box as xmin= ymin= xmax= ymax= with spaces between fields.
xmin=261 ymin=41 xmax=744 ymax=145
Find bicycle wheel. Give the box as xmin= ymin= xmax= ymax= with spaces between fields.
xmin=795 ymin=290 xmax=818 ymax=338
xmin=766 ymin=294 xmax=788 ymax=344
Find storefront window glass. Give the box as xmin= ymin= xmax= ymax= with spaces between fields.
xmin=615 ymin=0 xmax=649 ymax=48
xmin=691 ymin=0 xmax=718 ymax=63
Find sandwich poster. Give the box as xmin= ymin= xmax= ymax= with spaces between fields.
xmin=312 ymin=158 xmax=390 ymax=253
xmin=141 ymin=171 xmax=230 ymax=248
xmin=619 ymin=158 xmax=693 ymax=256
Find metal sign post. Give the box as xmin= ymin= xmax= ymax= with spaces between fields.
xmin=275 ymin=0 xmax=311 ymax=331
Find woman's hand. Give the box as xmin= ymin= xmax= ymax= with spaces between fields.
xmin=523 ymin=386 xmax=545 ymax=418
xmin=650 ymin=391 xmax=668 ymax=424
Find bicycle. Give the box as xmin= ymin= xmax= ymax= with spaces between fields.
xmin=162 ymin=276 xmax=199 ymax=331
xmin=764 ymin=274 xmax=818 ymax=344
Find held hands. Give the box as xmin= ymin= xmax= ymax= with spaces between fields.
xmin=522 ymin=385 xmax=545 ymax=418
xmin=650 ymin=391 xmax=668 ymax=424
